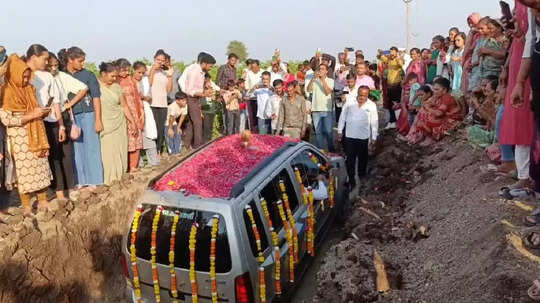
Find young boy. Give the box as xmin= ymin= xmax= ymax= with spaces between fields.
xmin=236 ymin=78 xmax=249 ymax=132
xmin=222 ymin=80 xmax=242 ymax=135
xmin=166 ymin=92 xmax=188 ymax=154
xmin=406 ymin=73 xmax=421 ymax=126
xmin=266 ymin=79 xmax=284 ymax=135
xmin=135 ymin=63 xmax=160 ymax=168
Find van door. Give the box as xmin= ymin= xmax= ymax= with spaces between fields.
xmin=290 ymin=148 xmax=333 ymax=246
xmin=245 ymin=168 xmax=307 ymax=301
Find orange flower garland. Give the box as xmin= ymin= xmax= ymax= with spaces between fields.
xmin=279 ymin=181 xmax=298 ymax=263
xmin=274 ymin=247 xmax=282 ymax=295
xmin=130 ymin=205 xmax=143 ymax=302
xmin=151 ymin=206 xmax=163 ymax=303
xmin=189 ymin=222 xmax=199 ymax=303
xmin=276 ymin=200 xmax=294 ymax=283
xmin=329 ymin=172 xmax=335 ymax=208
xmin=294 ymin=168 xmax=308 ymax=205
xmin=169 ymin=211 xmax=180 ymax=303
xmin=259 ymin=267 xmax=267 ymax=303
xmin=210 ymin=215 xmax=219 ymax=303
xmin=307 ymin=187 xmax=315 ymax=256
xmin=245 ymin=205 xmax=264 ymax=264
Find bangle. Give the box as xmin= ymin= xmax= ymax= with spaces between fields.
xmin=59 ymin=125 xmax=66 ymax=131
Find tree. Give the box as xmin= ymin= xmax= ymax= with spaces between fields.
xmin=227 ymin=40 xmax=248 ymax=63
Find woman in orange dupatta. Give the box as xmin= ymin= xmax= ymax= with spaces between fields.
xmin=0 ymin=54 xmax=53 ymax=214
xmin=407 ymin=78 xmax=463 ymax=145
xmin=116 ymin=59 xmax=144 ymax=172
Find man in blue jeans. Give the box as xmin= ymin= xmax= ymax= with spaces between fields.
xmin=307 ymin=64 xmax=335 ymax=151
xmin=249 ymin=71 xmax=273 ymax=134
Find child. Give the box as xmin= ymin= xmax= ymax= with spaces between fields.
xmin=409 ymin=85 xmax=432 ymax=126
xmin=135 ymin=63 xmax=159 ymax=167
xmin=266 ymin=79 xmax=284 ymax=135
xmin=236 ymin=78 xmax=249 ymax=132
xmin=165 ymin=92 xmax=188 ymax=154
xmin=222 ymin=80 xmax=242 ymax=135
xmin=407 ymin=74 xmax=421 ymax=126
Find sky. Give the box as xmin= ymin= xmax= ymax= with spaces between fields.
xmin=1 ymin=0 xmax=501 ymax=64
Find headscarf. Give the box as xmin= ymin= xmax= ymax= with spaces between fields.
xmin=468 ymin=13 xmax=482 ymax=26
xmin=1 ymin=54 xmax=49 ymax=155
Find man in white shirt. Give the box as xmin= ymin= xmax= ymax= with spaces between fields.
xmin=265 ymin=79 xmax=284 ymax=134
xmin=338 ymin=86 xmax=378 ymax=188
xmin=249 ymin=71 xmax=273 ymax=134
xmin=341 ymin=74 xmax=359 ymax=110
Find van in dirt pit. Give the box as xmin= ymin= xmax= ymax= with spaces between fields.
xmin=121 ymin=134 xmax=349 ymax=303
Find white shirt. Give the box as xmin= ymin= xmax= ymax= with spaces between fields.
xmin=524 ymin=9 xmax=540 ymax=58
xmin=140 ymin=76 xmax=158 ymax=140
xmin=338 ymin=99 xmax=378 ymax=141
xmin=305 ymin=99 xmax=312 ymax=125
xmin=252 ymin=88 xmax=273 ymax=119
xmin=165 ymin=102 xmax=188 ymax=126
xmin=245 ymin=69 xmax=264 ymax=90
xmin=304 ymin=69 xmax=314 ymax=98
xmin=32 ymin=71 xmax=61 ymax=122
xmin=343 ymin=85 xmax=359 ymax=110
xmin=265 ymin=93 xmax=283 ymax=130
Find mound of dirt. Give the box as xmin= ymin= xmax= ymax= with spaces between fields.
xmin=0 ymin=154 xmax=185 ymax=303
xmin=312 ymin=131 xmax=539 ymax=303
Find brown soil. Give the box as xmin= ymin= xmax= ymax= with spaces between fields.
xmin=309 ymin=130 xmax=539 ymax=303
xmin=0 ymin=154 xmax=186 ymax=303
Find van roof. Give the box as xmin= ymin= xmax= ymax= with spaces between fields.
xmin=153 ymin=134 xmax=298 ymax=199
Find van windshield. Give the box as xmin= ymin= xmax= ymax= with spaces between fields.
xmin=128 ymin=204 xmax=232 ymax=273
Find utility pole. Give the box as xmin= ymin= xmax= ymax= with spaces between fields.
xmin=403 ymin=0 xmax=413 ymax=52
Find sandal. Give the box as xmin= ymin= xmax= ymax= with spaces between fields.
xmin=524 ymin=208 xmax=540 ymax=227
xmin=501 ymin=188 xmax=534 ymax=200
xmin=528 ymin=279 xmax=540 ymax=301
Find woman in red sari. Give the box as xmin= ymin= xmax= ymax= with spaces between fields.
xmin=407 ymin=77 xmax=463 ymax=145
xmin=116 ymin=58 xmax=144 ymax=172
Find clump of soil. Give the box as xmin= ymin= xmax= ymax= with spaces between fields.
xmin=313 ymin=131 xmax=539 ymax=303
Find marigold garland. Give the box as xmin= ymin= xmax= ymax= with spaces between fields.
xmin=189 ymin=222 xmax=199 ymax=303
xmin=307 ymin=187 xmax=315 ymax=256
xmin=130 ymin=205 xmax=143 ymax=302
xmin=245 ymin=205 xmax=264 ymax=264
xmin=260 ymin=198 xmax=278 ymax=247
xmin=168 ymin=211 xmax=180 ymax=303
xmin=279 ymin=181 xmax=299 ymax=263
xmin=151 ymin=206 xmax=163 ymax=303
xmin=274 ymin=247 xmax=282 ymax=295
xmin=308 ymin=152 xmax=319 ymax=165
xmin=210 ymin=215 xmax=219 ymax=303
xmin=329 ymin=172 xmax=335 ymax=209
xmin=294 ymin=167 xmax=309 ymax=205
xmin=276 ymin=200 xmax=294 ymax=283
xmin=259 ymin=266 xmax=267 ymax=303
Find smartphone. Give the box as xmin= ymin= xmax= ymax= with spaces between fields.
xmin=500 ymin=1 xmax=515 ymax=29
xmin=346 ymin=47 xmax=354 ymax=52
xmin=382 ymin=50 xmax=391 ymax=56
xmin=161 ymin=64 xmax=169 ymax=71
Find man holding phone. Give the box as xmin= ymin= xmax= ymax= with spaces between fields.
xmin=307 ymin=64 xmax=335 ymax=151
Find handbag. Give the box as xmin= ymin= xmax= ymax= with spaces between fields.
xmin=69 ymin=109 xmax=81 ymax=140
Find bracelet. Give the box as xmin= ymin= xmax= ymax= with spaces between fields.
xmin=59 ymin=125 xmax=66 ymax=131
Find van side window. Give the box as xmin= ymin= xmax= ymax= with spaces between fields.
xmin=291 ymin=150 xmax=329 ymax=188
xmin=243 ymin=200 xmax=269 ymax=258
xmin=259 ymin=169 xmax=300 ymax=233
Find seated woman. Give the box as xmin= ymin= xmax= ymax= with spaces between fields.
xmin=407 ymin=77 xmax=463 ymax=145
xmin=472 ymin=78 xmax=498 ymax=130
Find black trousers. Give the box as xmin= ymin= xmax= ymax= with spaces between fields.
xmin=151 ymin=107 xmax=168 ymax=154
xmin=344 ymin=137 xmax=369 ymax=183
xmin=44 ymin=121 xmax=75 ymax=191
xmin=184 ymin=97 xmax=203 ymax=149
xmin=387 ymin=85 xmax=402 ymax=123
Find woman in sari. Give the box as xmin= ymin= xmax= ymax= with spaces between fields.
xmin=405 ymin=48 xmax=425 ymax=85
xmin=98 ymin=62 xmax=137 ymax=185
xmin=116 ymin=59 xmax=144 ymax=172
xmin=468 ymin=17 xmax=490 ymax=93
xmin=0 ymin=54 xmax=53 ymax=215
xmin=407 ymin=78 xmax=463 ymax=145
xmin=478 ymin=19 xmax=509 ymax=82
xmin=461 ymin=13 xmax=482 ymax=95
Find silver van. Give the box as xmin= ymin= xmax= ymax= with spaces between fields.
xmin=121 ymin=135 xmax=349 ymax=303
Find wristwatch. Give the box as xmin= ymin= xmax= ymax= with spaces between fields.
xmin=59 ymin=125 xmax=66 ymax=131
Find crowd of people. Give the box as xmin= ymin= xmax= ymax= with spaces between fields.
xmin=2 ymin=0 xmax=540 ymax=298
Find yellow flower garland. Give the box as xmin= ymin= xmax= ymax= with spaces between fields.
xmin=279 ymin=181 xmax=299 ymax=263
xmin=189 ymin=223 xmax=199 ymax=303
xmin=260 ymin=198 xmax=281 ymax=295
xmin=294 ymin=168 xmax=309 ymax=205
xmin=260 ymin=198 xmax=278 ymax=247
xmin=169 ymin=211 xmax=180 ymax=303
xmin=151 ymin=206 xmax=163 ymax=303
xmin=259 ymin=267 xmax=267 ymax=303
xmin=130 ymin=205 xmax=143 ymax=302
xmin=245 ymin=205 xmax=264 ymax=264
xmin=276 ymin=200 xmax=294 ymax=283
xmin=307 ymin=187 xmax=315 ymax=256
xmin=329 ymin=172 xmax=335 ymax=208
xmin=210 ymin=215 xmax=219 ymax=303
